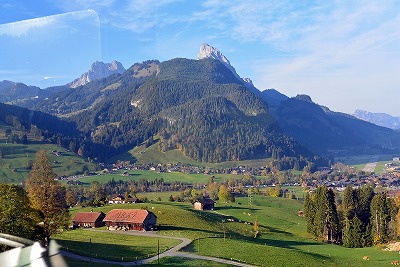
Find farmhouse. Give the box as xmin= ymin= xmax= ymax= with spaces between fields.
xmin=108 ymin=194 xmax=141 ymax=204
xmin=72 ymin=212 xmax=106 ymax=228
xmin=103 ymin=209 xmax=157 ymax=231
xmin=193 ymin=198 xmax=215 ymax=210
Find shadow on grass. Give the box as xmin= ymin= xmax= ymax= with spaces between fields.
xmin=187 ymin=236 xmax=331 ymax=264
xmin=159 ymin=225 xmax=225 ymax=237
xmin=55 ymin=239 xmax=152 ymax=262
xmin=215 ymin=206 xmax=261 ymax=211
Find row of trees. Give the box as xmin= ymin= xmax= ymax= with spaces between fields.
xmin=304 ymin=185 xmax=399 ymax=247
xmin=0 ymin=150 xmax=69 ymax=247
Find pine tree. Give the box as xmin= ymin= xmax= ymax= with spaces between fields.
xmin=370 ymin=192 xmax=397 ymax=244
xmin=343 ymin=215 xmax=363 ymax=248
xmin=305 ymin=186 xmax=338 ymax=243
xmin=342 ymin=185 xmax=357 ymax=219
xmin=25 ymin=150 xmax=70 ymax=245
xmin=304 ymin=193 xmax=316 ymax=236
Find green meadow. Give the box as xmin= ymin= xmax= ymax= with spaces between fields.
xmin=110 ymin=137 xmax=272 ymax=168
xmin=56 ymin=195 xmax=400 ymax=266
xmin=0 ymin=123 xmax=98 ymax=183
xmin=60 ymin=169 xmax=254 ymax=188
xmin=63 ymin=256 xmax=233 ymax=267
xmin=55 ymin=229 xmax=180 ymax=262
xmin=336 ymin=154 xmax=395 ymax=174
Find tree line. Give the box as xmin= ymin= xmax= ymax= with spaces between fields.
xmin=304 ymin=185 xmax=399 ymax=247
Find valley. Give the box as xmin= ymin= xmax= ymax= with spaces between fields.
xmin=1 ymin=43 xmax=400 ymax=267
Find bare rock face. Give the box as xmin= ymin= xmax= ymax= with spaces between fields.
xmin=69 ymin=60 xmax=126 ymax=88
xmin=197 ymin=43 xmax=253 ymax=86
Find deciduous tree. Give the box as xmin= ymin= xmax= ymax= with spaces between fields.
xmin=218 ymin=185 xmax=235 ymax=203
xmin=0 ymin=183 xmax=40 ymax=242
xmin=25 ymin=150 xmax=69 ymax=245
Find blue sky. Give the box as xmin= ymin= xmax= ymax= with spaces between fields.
xmin=0 ymin=0 xmax=399 ymax=115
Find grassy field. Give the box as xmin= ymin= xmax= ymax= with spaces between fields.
xmin=54 ymin=229 xmax=180 ymax=262
xmin=0 ymin=143 xmax=97 ymax=184
xmin=60 ymin=169 xmax=251 ymax=188
xmin=336 ymin=154 xmax=396 ymax=174
xmin=0 ymin=122 xmax=98 ymax=183
xmin=63 ymin=256 xmax=234 ymax=267
xmin=109 ymin=137 xmax=272 ymax=168
xmin=59 ymin=196 xmax=400 ymax=267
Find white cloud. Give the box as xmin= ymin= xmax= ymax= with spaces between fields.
xmin=54 ymin=0 xmax=181 ymax=33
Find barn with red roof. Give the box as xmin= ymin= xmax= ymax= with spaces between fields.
xmin=72 ymin=212 xmax=106 ymax=228
xmin=103 ymin=209 xmax=157 ymax=231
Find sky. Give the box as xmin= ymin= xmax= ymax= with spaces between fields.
xmin=0 ymin=0 xmax=399 ymax=115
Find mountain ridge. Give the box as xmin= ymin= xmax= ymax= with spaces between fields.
xmin=69 ymin=60 xmax=126 ymax=88
xmin=353 ymin=109 xmax=400 ymax=130
xmin=2 ymin=44 xmax=400 ymax=164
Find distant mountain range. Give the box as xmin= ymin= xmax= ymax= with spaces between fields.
xmin=0 ymin=80 xmax=49 ymax=104
xmin=1 ymin=44 xmax=400 ymax=165
xmin=353 ymin=110 xmax=400 ymax=130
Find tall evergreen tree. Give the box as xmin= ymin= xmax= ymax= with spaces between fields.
xmin=305 ymin=186 xmax=339 ymax=243
xmin=343 ymin=215 xmax=363 ymax=248
xmin=25 ymin=150 xmax=70 ymax=245
xmin=370 ymin=192 xmax=397 ymax=244
xmin=304 ymin=193 xmax=316 ymax=236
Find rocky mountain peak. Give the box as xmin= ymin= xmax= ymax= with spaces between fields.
xmin=198 ymin=43 xmax=231 ymax=66
xmin=242 ymin=78 xmax=253 ymax=86
xmin=197 ymin=43 xmax=255 ymax=87
xmin=69 ymin=60 xmax=126 ymax=88
xmin=294 ymin=94 xmax=314 ymax=103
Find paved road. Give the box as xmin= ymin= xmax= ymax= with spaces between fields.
xmin=60 ymin=230 xmax=255 ymax=267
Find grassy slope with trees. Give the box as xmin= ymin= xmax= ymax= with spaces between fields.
xmin=55 ymin=195 xmax=400 ymax=267
xmin=0 ymin=122 xmax=97 ymax=183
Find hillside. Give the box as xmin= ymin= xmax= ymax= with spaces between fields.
xmin=0 ymin=80 xmax=51 ymax=105
xmin=0 ymin=121 xmax=97 ymax=183
xmin=37 ymin=60 xmax=159 ymax=117
xmin=273 ymin=95 xmax=400 ymax=156
xmin=82 ymin=59 xmax=312 ymax=162
xmin=0 ymin=102 xmax=114 ymax=162
xmin=59 ymin=195 xmax=400 ymax=267
xmin=33 ymin=57 xmax=316 ymax=167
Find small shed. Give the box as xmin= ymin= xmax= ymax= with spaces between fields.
xmin=103 ymin=209 xmax=157 ymax=231
xmin=193 ymin=198 xmax=215 ymax=210
xmin=72 ymin=212 xmax=106 ymax=228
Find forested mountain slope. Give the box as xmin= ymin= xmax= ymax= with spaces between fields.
xmin=273 ymin=95 xmax=400 ymax=155
xmin=35 ymin=57 xmax=316 ymax=166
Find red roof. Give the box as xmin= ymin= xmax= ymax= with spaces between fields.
xmin=72 ymin=212 xmax=104 ymax=223
xmin=103 ymin=209 xmax=150 ymax=223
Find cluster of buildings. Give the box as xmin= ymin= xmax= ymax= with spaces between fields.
xmin=71 ymin=197 xmax=216 ymax=231
xmin=72 ymin=209 xmax=157 ymax=231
